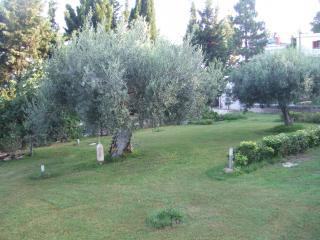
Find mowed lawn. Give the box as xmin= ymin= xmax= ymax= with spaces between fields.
xmin=0 ymin=114 xmax=319 ymax=240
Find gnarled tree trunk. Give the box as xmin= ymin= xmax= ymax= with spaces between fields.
xmin=280 ymin=104 xmax=293 ymax=126
xmin=109 ymin=128 xmax=133 ymax=158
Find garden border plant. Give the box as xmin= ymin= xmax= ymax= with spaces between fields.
xmin=233 ymin=127 xmax=320 ymax=169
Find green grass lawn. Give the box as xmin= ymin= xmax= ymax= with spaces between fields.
xmin=1 ymin=113 xmax=319 ymax=240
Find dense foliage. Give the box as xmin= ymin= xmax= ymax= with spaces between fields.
xmin=288 ymin=111 xmax=320 ymax=124
xmin=64 ymin=0 xmax=114 ymax=36
xmin=231 ymin=49 xmax=318 ymax=125
xmin=311 ymin=11 xmax=320 ymax=33
xmin=186 ymin=1 xmax=234 ymax=66
xmin=232 ymin=0 xmax=268 ymax=61
xmin=234 ymin=127 xmax=320 ymax=167
xmin=34 ymin=19 xmax=222 ymax=157
xmin=129 ymin=0 xmax=156 ymax=40
xmin=0 ymin=0 xmax=55 ymax=99
xmin=145 ymin=208 xmax=183 ymax=229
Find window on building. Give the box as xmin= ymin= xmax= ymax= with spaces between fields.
xmin=313 ymin=40 xmax=320 ymax=49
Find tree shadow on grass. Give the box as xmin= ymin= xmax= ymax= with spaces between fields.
xmin=205 ymin=165 xmax=240 ymax=181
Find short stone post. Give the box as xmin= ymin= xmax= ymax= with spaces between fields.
xmin=96 ymin=143 xmax=104 ymax=164
xmin=228 ymin=147 xmax=234 ymax=169
xmin=77 ymin=139 xmax=80 ymax=145
xmin=40 ymin=163 xmax=45 ymax=176
xmin=224 ymin=147 xmax=234 ymax=173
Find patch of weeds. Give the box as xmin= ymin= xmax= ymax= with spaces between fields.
xmin=145 ymin=208 xmax=183 ymax=229
xmin=266 ymin=124 xmax=304 ymax=134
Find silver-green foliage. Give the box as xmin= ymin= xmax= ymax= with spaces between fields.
xmin=231 ymin=49 xmax=317 ymax=125
xmin=41 ymin=18 xmax=222 ymax=135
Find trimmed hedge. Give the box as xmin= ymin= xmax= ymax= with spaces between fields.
xmin=234 ymin=127 xmax=320 ymax=167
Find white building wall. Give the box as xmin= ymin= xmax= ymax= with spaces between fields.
xmin=297 ymin=33 xmax=320 ymax=55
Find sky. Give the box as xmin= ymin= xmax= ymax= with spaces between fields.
xmin=54 ymin=0 xmax=320 ymax=43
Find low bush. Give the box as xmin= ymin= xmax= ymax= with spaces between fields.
xmin=189 ymin=119 xmax=214 ymax=125
xmin=202 ymin=110 xmax=221 ymax=121
xmin=267 ymin=124 xmax=304 ymax=134
xmin=190 ymin=111 xmax=246 ymax=125
xmin=287 ymin=111 xmax=320 ymax=124
xmin=236 ymin=141 xmax=258 ymax=164
xmin=145 ymin=208 xmax=183 ymax=229
xmin=221 ymin=113 xmax=247 ymax=121
xmin=234 ymin=127 xmax=320 ymax=168
xmin=235 ymin=141 xmax=274 ymax=166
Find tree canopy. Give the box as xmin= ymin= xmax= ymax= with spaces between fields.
xmin=129 ymin=0 xmax=157 ymax=40
xmin=311 ymin=11 xmax=320 ymax=33
xmin=36 ymin=19 xmax=223 ymax=157
xmin=231 ymin=49 xmax=317 ymax=125
xmin=185 ymin=1 xmax=234 ymax=66
xmin=0 ymin=0 xmax=55 ymax=100
xmin=232 ymin=0 xmax=268 ymax=62
xmin=64 ymin=0 xmax=113 ymax=36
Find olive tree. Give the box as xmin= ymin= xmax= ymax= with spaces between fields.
xmin=231 ymin=49 xmax=312 ymax=125
xmin=39 ymin=19 xmax=222 ymax=158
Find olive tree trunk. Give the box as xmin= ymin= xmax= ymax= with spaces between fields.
xmin=109 ymin=128 xmax=133 ymax=158
xmin=280 ymin=104 xmax=293 ymax=126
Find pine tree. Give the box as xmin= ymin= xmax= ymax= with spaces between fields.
xmin=311 ymin=11 xmax=320 ymax=33
xmin=185 ymin=1 xmax=198 ymax=37
xmin=232 ymin=0 xmax=268 ymax=62
xmin=129 ymin=0 xmax=157 ymax=40
xmin=186 ymin=0 xmax=234 ymax=66
xmin=48 ymin=0 xmax=59 ymax=31
xmin=0 ymin=0 xmax=54 ymax=98
xmin=64 ymin=0 xmax=113 ymax=36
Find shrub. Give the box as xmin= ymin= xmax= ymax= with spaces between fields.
xmin=221 ymin=113 xmax=247 ymax=121
xmin=234 ymin=153 xmax=249 ymax=166
xmin=234 ymin=126 xmax=320 ymax=169
xmin=189 ymin=119 xmax=213 ymax=125
xmin=145 ymin=208 xmax=183 ymax=229
xmin=288 ymin=111 xmax=320 ymax=124
xmin=261 ymin=134 xmax=284 ymax=156
xmin=268 ymin=124 xmax=304 ymax=134
xmin=256 ymin=144 xmax=274 ymax=161
xmin=236 ymin=141 xmax=258 ymax=164
xmin=202 ymin=110 xmax=221 ymax=121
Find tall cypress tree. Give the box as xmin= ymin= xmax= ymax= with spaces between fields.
xmin=232 ymin=0 xmax=268 ymax=62
xmin=185 ymin=1 xmax=198 ymax=37
xmin=129 ymin=0 xmax=156 ymax=40
xmin=64 ymin=0 xmax=113 ymax=36
xmin=110 ymin=0 xmax=120 ymax=29
xmin=48 ymin=0 xmax=59 ymax=31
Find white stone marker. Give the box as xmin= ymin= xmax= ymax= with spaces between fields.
xmin=96 ymin=143 xmax=104 ymax=164
xmin=77 ymin=139 xmax=80 ymax=145
xmin=40 ymin=164 xmax=45 ymax=175
xmin=228 ymin=147 xmax=234 ymax=169
xmin=224 ymin=148 xmax=234 ymax=173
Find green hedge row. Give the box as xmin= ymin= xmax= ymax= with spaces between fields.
xmin=234 ymin=127 xmax=320 ymax=166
